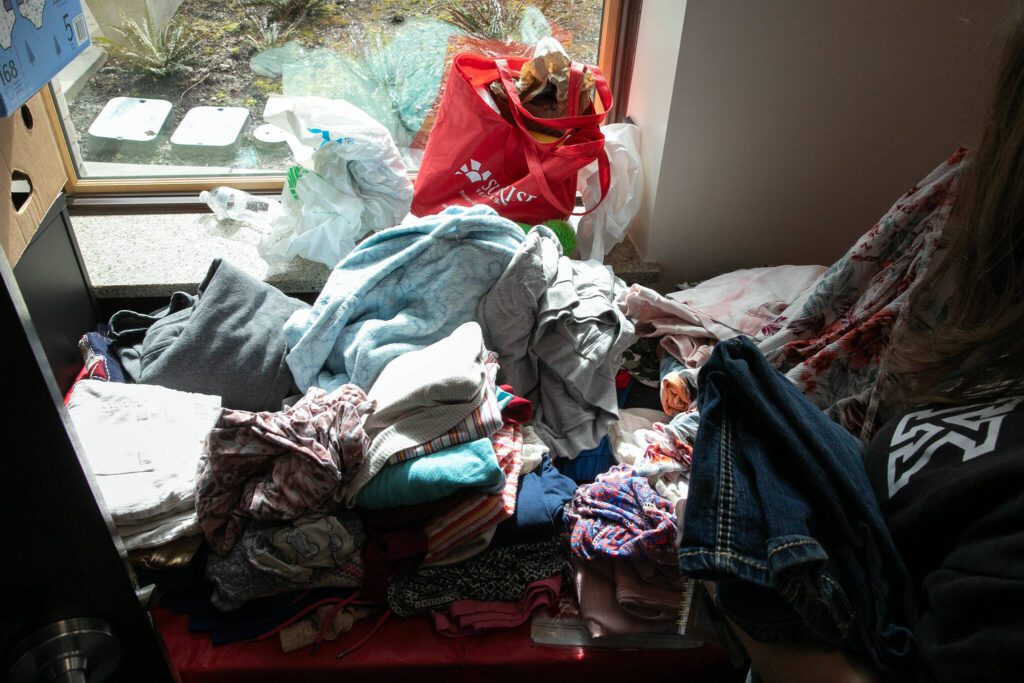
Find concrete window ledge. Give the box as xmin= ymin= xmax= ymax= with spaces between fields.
xmin=71 ymin=212 xmax=659 ymax=299
xmin=72 ymin=213 xmax=328 ymax=299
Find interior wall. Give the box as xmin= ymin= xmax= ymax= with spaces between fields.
xmin=628 ymin=0 xmax=1014 ymax=288
xmin=619 ymin=0 xmax=687 ymax=261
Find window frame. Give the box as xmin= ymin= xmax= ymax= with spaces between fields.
xmin=46 ymin=0 xmax=639 ymax=208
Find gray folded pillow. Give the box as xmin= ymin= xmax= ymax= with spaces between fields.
xmin=109 ymin=259 xmax=309 ymax=412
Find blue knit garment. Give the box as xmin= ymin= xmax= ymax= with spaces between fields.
xmin=284 ymin=205 xmax=525 ymax=392
xmin=355 ymin=437 xmax=505 ymax=510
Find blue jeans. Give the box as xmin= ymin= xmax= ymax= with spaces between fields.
xmin=678 ymin=337 xmax=915 ymax=677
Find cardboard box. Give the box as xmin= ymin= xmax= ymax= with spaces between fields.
xmin=0 ymin=0 xmax=91 ymax=118
xmin=0 ymin=91 xmax=68 ymax=265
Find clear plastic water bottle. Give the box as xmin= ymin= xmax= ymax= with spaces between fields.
xmin=199 ymin=186 xmax=281 ymax=225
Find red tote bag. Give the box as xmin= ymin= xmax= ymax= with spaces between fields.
xmin=412 ymin=54 xmax=612 ymax=224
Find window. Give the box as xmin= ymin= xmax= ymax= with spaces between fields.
xmin=46 ymin=0 xmax=629 ymax=195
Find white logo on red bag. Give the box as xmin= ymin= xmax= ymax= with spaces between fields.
xmin=456 ymin=158 xmax=537 ymax=207
xmin=456 ymin=159 xmax=492 ymax=183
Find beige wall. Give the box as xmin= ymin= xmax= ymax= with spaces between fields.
xmin=622 ymin=1 xmax=687 ymax=264
xmin=628 ymin=0 xmax=1014 ymax=288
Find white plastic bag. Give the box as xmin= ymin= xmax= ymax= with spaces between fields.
xmin=258 ymin=96 xmax=414 ymax=268
xmin=576 ymin=123 xmax=643 ymax=261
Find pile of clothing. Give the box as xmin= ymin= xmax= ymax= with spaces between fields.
xmin=66 ymin=204 xmax=634 ymax=652
xmin=66 ymin=381 xmax=221 ymax=553
xmin=563 ymin=464 xmax=689 ymax=638
xmin=605 ymin=150 xmax=967 ymax=672
xmin=196 ymin=384 xmax=373 ymax=610
xmin=64 ymin=146 xmax=961 ymax=662
xmin=619 ymin=151 xmax=961 ymax=443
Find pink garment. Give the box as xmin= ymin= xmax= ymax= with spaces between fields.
xmin=572 ymin=556 xmax=679 ymax=637
xmin=613 ymin=559 xmax=687 ymax=622
xmin=432 ymin=575 xmax=562 ymax=637
xmin=618 ymin=265 xmax=825 ymax=368
xmin=196 ymin=385 xmax=374 ymax=556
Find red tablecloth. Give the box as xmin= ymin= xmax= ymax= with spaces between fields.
xmin=153 ymin=606 xmax=742 ymax=683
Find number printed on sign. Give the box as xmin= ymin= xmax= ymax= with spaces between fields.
xmin=62 ymin=13 xmax=88 ymax=45
xmin=0 ymin=59 xmax=18 ymax=85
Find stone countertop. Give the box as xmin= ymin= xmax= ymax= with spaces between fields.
xmin=72 ymin=213 xmax=660 ymax=299
xmin=71 ymin=213 xmax=331 ymax=298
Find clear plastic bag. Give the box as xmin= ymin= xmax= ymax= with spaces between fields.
xmin=576 ymin=123 xmax=644 ymax=261
xmin=256 ymin=95 xmax=415 ymax=269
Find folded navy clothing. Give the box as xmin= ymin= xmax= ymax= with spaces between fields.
xmin=167 ymin=587 xmax=355 ymax=645
xmin=493 ymin=456 xmax=577 ymax=546
xmin=619 ymin=378 xmax=662 ymax=411
xmin=556 ymin=436 xmax=614 ymax=484
xmin=81 ymin=331 xmax=128 ymax=383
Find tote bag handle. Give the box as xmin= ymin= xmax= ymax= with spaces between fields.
xmin=494 ymin=59 xmax=611 ymax=217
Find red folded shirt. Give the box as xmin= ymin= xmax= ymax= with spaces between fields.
xmin=432 ymin=575 xmax=562 ymax=637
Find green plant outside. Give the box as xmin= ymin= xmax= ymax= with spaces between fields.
xmin=95 ymin=10 xmax=205 ymax=78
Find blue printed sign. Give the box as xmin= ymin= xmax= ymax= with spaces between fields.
xmin=0 ymin=0 xmax=90 ymax=117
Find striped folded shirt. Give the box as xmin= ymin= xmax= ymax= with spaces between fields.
xmin=423 ymin=423 xmax=523 ymax=563
xmin=386 ymin=353 xmax=504 ymax=465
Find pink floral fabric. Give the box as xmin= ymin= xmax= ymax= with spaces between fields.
xmin=757 ymin=148 xmax=968 ymax=440
xmin=619 ymin=265 xmax=826 ymax=369
xmin=640 ymin=423 xmax=694 ymax=475
xmin=196 ymin=385 xmax=375 ymax=555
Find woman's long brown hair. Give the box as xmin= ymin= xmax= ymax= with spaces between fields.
xmin=886 ymin=6 xmax=1024 ymax=407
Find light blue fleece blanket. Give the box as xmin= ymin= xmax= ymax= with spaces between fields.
xmin=284 ymin=205 xmax=526 ymax=392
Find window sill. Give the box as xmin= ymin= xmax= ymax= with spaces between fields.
xmin=71 ymin=212 xmax=660 ymax=300
xmin=71 ymin=212 xmax=330 ymax=299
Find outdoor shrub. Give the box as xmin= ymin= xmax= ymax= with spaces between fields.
xmin=446 ymin=0 xmax=553 ymax=41
xmin=243 ymin=13 xmax=299 ymax=52
xmin=97 ymin=11 xmax=204 ymax=78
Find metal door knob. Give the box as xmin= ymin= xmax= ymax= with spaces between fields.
xmin=8 ymin=618 xmax=120 ymax=683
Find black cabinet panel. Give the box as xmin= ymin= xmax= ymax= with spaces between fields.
xmin=13 ymin=196 xmax=99 ymax=395
xmin=1 ymin=197 xmax=174 ymax=681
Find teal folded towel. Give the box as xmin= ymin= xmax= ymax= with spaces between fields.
xmin=355 ymin=438 xmax=504 ymax=510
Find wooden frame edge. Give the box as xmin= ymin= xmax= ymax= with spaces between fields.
xmin=41 ymin=85 xmax=80 ymax=194
xmin=598 ymin=0 xmax=623 ymax=82
xmin=609 ymin=0 xmax=642 ymax=124
xmin=42 ymin=85 xmax=285 ymax=195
